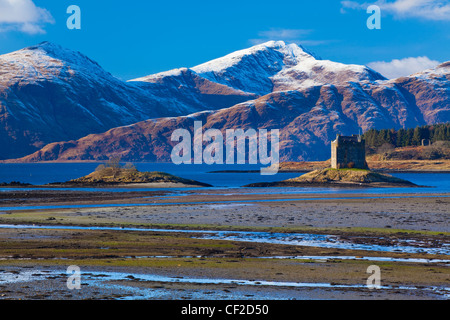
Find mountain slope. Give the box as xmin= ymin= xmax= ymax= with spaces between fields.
xmin=0 ymin=42 xmax=256 ymax=159
xmin=0 ymin=42 xmax=169 ymax=159
xmin=390 ymin=61 xmax=450 ymax=124
xmin=15 ymin=61 xmax=450 ymax=163
xmin=190 ymin=40 xmax=385 ymax=95
xmin=1 ymin=41 xmax=449 ymax=162
xmin=131 ymin=68 xmax=257 ymax=111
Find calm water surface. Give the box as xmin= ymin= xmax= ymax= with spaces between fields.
xmin=0 ymin=163 xmax=449 ymax=194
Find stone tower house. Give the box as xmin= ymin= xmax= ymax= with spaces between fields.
xmin=331 ymin=134 xmax=367 ymax=169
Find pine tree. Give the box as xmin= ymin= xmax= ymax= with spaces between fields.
xmin=405 ymin=128 xmax=413 ymax=146
xmin=361 ymin=123 xmax=448 ymax=149
xmin=396 ymin=128 xmax=406 ymax=147
xmin=433 ymin=126 xmax=444 ymax=142
xmin=412 ymin=127 xmax=421 ymax=146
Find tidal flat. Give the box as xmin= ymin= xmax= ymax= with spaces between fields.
xmin=0 ymin=188 xmax=448 ymax=300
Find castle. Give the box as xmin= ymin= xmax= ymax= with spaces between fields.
xmin=331 ymin=134 xmax=367 ymax=169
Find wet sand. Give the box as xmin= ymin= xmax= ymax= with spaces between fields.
xmin=0 ymin=187 xmax=449 ymax=300
xmin=2 ymin=188 xmax=448 ymax=231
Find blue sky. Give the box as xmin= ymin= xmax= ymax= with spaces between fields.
xmin=0 ymin=0 xmax=449 ymax=80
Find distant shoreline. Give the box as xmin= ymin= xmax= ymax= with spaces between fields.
xmin=2 ymin=159 xmax=449 ymax=173
xmin=208 ymin=169 xmax=450 ymax=174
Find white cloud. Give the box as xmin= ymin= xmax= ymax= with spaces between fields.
xmin=341 ymin=0 xmax=450 ymax=21
xmin=367 ymin=56 xmax=441 ymax=78
xmin=0 ymin=0 xmax=54 ymax=34
xmin=249 ymin=28 xmax=328 ymax=46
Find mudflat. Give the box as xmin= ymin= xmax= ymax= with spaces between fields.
xmin=0 ymin=187 xmax=449 ymax=300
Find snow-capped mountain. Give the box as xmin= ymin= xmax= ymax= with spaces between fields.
xmin=190 ymin=41 xmax=386 ymax=95
xmin=15 ymin=61 xmax=450 ymax=163
xmin=1 ymin=41 xmax=449 ymax=162
xmin=0 ymin=42 xmax=256 ymax=159
xmin=0 ymin=42 xmax=163 ymax=159
xmin=389 ymin=61 xmax=450 ymax=124
xmin=133 ymin=40 xmax=385 ymax=96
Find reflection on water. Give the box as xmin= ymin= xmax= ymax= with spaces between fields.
xmin=196 ymin=230 xmax=450 ymax=255
xmin=1 ymin=269 xmax=449 ymax=301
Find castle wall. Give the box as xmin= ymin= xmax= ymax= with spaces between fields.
xmin=331 ymin=135 xmax=367 ymax=169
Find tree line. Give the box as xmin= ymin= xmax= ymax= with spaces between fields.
xmin=363 ymin=123 xmax=450 ymax=150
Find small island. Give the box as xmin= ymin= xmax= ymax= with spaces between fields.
xmin=1 ymin=158 xmax=212 ymax=188
xmin=54 ymin=164 xmax=212 ymax=188
xmin=245 ymin=134 xmax=420 ymax=188
xmin=245 ymin=168 xmax=418 ymax=188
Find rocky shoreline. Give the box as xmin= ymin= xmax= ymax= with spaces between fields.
xmin=0 ymin=167 xmax=212 ymax=189
xmin=245 ymin=168 xmax=420 ymax=188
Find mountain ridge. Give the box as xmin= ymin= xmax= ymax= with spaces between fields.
xmin=1 ymin=41 xmax=448 ymax=162
xmin=11 ymin=65 xmax=450 ymax=162
xmin=0 ymin=42 xmax=262 ymax=159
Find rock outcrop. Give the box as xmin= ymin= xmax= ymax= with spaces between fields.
xmin=245 ymin=168 xmax=418 ymax=188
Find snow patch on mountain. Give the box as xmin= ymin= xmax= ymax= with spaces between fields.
xmin=1 ymin=40 xmax=448 ymax=161
xmin=0 ymin=42 xmax=113 ymax=85
xmin=131 ymin=68 xmax=190 ymax=83
xmin=189 ymin=41 xmax=386 ymax=95
xmin=190 ymin=41 xmax=318 ymax=95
